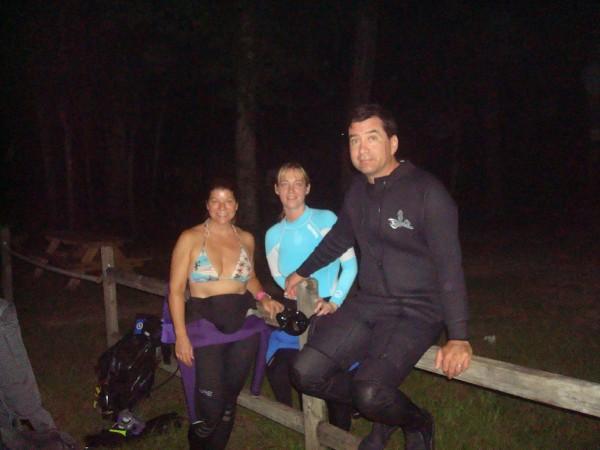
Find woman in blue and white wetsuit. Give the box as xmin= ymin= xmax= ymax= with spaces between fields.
xmin=169 ymin=178 xmax=283 ymax=449
xmin=265 ymin=162 xmax=358 ymax=430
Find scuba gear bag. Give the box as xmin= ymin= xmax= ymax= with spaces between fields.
xmin=94 ymin=314 xmax=168 ymax=419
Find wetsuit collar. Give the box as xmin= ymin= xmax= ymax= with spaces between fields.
xmin=283 ymin=206 xmax=312 ymax=229
xmin=370 ymin=160 xmax=414 ymax=185
xmin=366 ymin=161 xmax=415 ymax=197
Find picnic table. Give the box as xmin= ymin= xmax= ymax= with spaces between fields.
xmin=34 ymin=231 xmax=150 ymax=289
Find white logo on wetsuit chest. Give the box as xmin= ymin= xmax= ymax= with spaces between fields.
xmin=388 ymin=210 xmax=414 ymax=230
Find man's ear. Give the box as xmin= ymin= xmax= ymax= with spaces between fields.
xmin=306 ymin=184 xmax=311 ymax=195
xmin=274 ymin=184 xmax=280 ymax=195
xmin=391 ymin=135 xmax=399 ymax=155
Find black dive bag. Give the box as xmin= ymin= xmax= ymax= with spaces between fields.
xmin=94 ymin=314 xmax=169 ymax=419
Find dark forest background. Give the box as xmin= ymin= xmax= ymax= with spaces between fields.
xmin=1 ymin=1 xmax=598 ymax=240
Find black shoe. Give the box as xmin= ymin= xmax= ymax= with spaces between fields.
xmin=403 ymin=409 xmax=434 ymax=450
xmin=358 ymin=422 xmax=399 ymax=450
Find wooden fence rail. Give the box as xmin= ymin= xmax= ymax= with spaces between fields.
xmin=106 ymin=257 xmax=600 ymax=420
xmin=2 ymin=227 xmax=599 ymax=450
xmin=8 ymin=246 xmax=103 ymax=284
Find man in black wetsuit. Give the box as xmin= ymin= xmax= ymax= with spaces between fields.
xmin=285 ymin=104 xmax=472 ymax=450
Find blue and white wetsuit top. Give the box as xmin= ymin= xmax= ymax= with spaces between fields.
xmin=265 ymin=206 xmax=357 ymax=362
xmin=265 ymin=206 xmax=357 ymax=306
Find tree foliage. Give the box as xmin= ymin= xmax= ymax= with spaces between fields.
xmin=2 ymin=1 xmax=595 ymax=233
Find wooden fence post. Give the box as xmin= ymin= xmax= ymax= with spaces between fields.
xmin=101 ymin=246 xmax=119 ymax=346
xmin=1 ymin=227 xmax=14 ymax=303
xmin=297 ymin=278 xmax=328 ymax=450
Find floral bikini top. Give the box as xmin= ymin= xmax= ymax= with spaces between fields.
xmin=189 ymin=223 xmax=252 ymax=284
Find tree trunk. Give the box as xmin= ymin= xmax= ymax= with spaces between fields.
xmin=36 ymin=101 xmax=59 ymax=227
xmin=481 ymin=77 xmax=504 ymax=219
xmin=80 ymin=48 xmax=97 ymax=228
xmin=151 ymin=90 xmax=168 ymax=210
xmin=581 ymin=60 xmax=600 ymax=207
xmin=449 ymin=114 xmax=463 ymax=196
xmin=342 ymin=0 xmax=378 ymax=190
xmin=105 ymin=113 xmax=128 ymax=226
xmin=349 ymin=0 xmax=378 ymax=108
xmin=82 ymin=114 xmax=95 ymax=226
xmin=234 ymin=5 xmax=259 ymax=232
xmin=127 ymin=127 xmax=137 ymax=236
xmin=58 ymin=101 xmax=76 ymax=230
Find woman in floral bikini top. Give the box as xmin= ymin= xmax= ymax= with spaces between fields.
xmin=168 ymin=178 xmax=283 ymax=449
xmin=189 ymin=221 xmax=253 ymax=284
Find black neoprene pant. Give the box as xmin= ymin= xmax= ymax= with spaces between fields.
xmin=186 ymin=293 xmax=258 ymax=450
xmin=266 ymin=348 xmax=353 ymax=431
xmin=291 ymin=294 xmax=442 ymax=430
xmin=266 ymin=348 xmax=298 ymax=407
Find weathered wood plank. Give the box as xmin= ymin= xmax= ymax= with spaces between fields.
xmin=109 ymin=267 xmax=166 ymax=296
xmin=99 ymin=269 xmax=600 ymax=419
xmin=158 ymin=361 xmax=363 ymax=450
xmin=157 ymin=357 xmax=307 ymax=432
xmin=317 ymin=422 xmax=361 ymax=450
xmin=238 ymin=391 xmax=363 ymax=450
xmin=9 ymin=248 xmax=102 ymax=283
xmin=237 ymin=390 xmax=305 ymax=433
xmin=416 ymin=347 xmax=600 ymax=417
xmin=297 ymin=279 xmax=328 ymax=450
xmin=101 ymin=246 xmax=119 ymax=346
xmin=13 ymin=240 xmax=597 ymax=422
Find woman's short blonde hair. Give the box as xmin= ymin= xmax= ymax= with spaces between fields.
xmin=276 ymin=162 xmax=311 ymax=186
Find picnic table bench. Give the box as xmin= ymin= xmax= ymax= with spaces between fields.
xmin=34 ymin=231 xmax=150 ymax=288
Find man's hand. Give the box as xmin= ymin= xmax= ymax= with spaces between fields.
xmin=261 ymin=297 xmax=284 ymax=320
xmin=284 ymin=272 xmax=306 ymax=299
xmin=313 ymin=299 xmax=338 ymax=316
xmin=435 ymin=340 xmax=472 ymax=379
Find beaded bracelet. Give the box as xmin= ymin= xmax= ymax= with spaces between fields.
xmin=255 ymin=290 xmax=270 ymax=302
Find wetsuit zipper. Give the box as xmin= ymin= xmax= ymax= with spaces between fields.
xmin=378 ymin=180 xmax=392 ymax=296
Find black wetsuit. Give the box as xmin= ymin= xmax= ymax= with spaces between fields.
xmin=291 ymin=161 xmax=468 ymax=432
xmin=186 ymin=292 xmax=258 ymax=450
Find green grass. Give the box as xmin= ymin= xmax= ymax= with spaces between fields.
xmin=8 ymin=226 xmax=600 ymax=449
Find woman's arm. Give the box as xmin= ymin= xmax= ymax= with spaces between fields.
xmin=241 ymin=230 xmax=283 ymax=320
xmin=169 ymin=230 xmax=194 ymax=367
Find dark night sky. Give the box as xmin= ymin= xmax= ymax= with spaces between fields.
xmin=1 ymin=1 xmax=598 ymax=236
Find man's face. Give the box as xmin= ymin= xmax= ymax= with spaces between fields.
xmin=275 ymin=168 xmax=310 ymax=213
xmin=348 ymin=116 xmax=398 ymax=183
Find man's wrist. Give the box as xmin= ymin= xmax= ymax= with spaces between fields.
xmin=296 ymin=268 xmax=310 ymax=278
xmin=447 ymin=320 xmax=468 ymax=341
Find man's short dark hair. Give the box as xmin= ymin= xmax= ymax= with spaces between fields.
xmin=347 ymin=103 xmax=398 ymax=138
